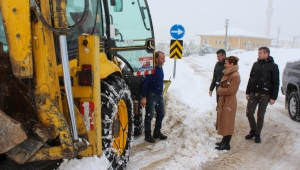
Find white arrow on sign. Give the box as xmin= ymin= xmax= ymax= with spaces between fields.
xmin=171 ymin=29 xmax=184 ymax=35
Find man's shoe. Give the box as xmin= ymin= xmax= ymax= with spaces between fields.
xmin=245 ymin=130 xmax=256 ymax=140
xmin=145 ymin=133 xmax=155 ymax=143
xmin=153 ymin=131 xmax=167 ymax=140
xmin=215 ymin=143 xmax=230 ymax=150
xmin=255 ymin=134 xmax=261 ymax=143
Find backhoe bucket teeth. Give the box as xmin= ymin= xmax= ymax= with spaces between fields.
xmin=5 ymin=122 xmax=51 ymax=164
xmin=6 ymin=136 xmax=45 ymax=164
xmin=0 ymin=110 xmax=27 ymax=154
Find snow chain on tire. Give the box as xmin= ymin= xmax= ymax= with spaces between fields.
xmin=101 ymin=75 xmax=134 ymax=169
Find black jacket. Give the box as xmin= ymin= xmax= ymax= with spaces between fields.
xmin=246 ymin=56 xmax=279 ymax=100
xmin=209 ymin=59 xmax=225 ymax=91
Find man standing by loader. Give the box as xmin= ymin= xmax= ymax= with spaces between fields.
xmin=209 ymin=49 xmax=226 ymax=103
xmin=141 ymin=51 xmax=168 ymax=143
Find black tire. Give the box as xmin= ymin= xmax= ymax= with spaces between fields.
xmin=101 ymin=75 xmax=133 ymax=170
xmin=121 ymin=66 xmax=143 ymax=137
xmin=288 ymin=91 xmax=300 ymax=120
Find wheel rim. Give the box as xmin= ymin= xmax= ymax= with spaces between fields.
xmin=289 ymin=97 xmax=297 ymax=116
xmin=112 ymin=99 xmax=128 ymax=156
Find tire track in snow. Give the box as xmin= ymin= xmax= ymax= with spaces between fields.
xmin=184 ymin=56 xmax=213 ymax=79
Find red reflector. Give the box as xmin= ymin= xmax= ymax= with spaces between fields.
xmin=82 ymin=64 xmax=92 ymax=71
xmin=80 ymin=102 xmax=95 ymax=131
xmin=78 ymin=71 xmax=93 ymax=86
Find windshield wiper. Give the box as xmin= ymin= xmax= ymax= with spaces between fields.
xmin=137 ymin=0 xmax=150 ymax=31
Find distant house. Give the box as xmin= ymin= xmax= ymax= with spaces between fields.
xmin=271 ymin=37 xmax=300 ymax=49
xmin=196 ymin=28 xmax=273 ymax=51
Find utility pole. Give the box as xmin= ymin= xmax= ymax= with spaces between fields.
xmin=224 ymin=19 xmax=228 ymax=51
xmin=276 ymin=27 xmax=280 ymax=48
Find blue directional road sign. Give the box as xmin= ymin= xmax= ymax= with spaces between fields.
xmin=170 ymin=24 xmax=185 ymax=39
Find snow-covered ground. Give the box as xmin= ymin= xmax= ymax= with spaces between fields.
xmin=59 ymin=48 xmax=300 ymax=169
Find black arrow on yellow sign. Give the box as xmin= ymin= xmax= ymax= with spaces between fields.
xmin=169 ymin=40 xmax=183 ymax=59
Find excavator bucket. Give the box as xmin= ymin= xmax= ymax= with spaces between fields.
xmin=0 ymin=110 xmax=27 ymax=154
xmin=0 ymin=45 xmax=52 ymax=164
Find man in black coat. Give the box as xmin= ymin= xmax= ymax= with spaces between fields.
xmin=209 ymin=49 xmax=226 ymax=103
xmin=245 ymin=47 xmax=279 ymax=143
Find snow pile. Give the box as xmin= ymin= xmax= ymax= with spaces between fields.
xmin=58 ymin=155 xmax=110 ymax=170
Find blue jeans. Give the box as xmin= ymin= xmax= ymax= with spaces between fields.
xmin=144 ymin=93 xmax=165 ymax=133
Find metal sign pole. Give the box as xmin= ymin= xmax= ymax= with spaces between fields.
xmin=170 ymin=24 xmax=185 ymax=79
xmin=173 ymin=58 xmax=177 ymax=78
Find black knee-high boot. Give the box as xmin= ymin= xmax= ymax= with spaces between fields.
xmin=215 ymin=136 xmax=225 ymax=146
xmin=227 ymin=135 xmax=232 ymax=145
xmin=215 ymin=135 xmax=231 ymax=150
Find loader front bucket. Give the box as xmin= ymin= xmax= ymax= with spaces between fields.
xmin=163 ymin=80 xmax=171 ymax=95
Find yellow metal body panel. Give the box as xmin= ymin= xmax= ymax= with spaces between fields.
xmin=51 ymin=0 xmax=68 ymax=28
xmin=99 ymin=52 xmax=121 ymax=79
xmin=74 ymin=107 xmax=88 ymax=137
xmin=76 ymin=35 xmax=102 ymax=157
xmin=72 ymin=86 xmax=92 ymax=98
xmin=57 ymin=59 xmax=77 ymax=77
xmin=78 ymin=131 xmax=95 ymax=157
xmin=56 ymin=53 xmax=121 ymax=80
xmin=28 ymin=146 xmax=68 ymax=162
xmin=31 ymin=0 xmax=63 ymax=138
xmin=60 ymin=95 xmax=88 ymax=137
xmin=0 ymin=0 xmax=33 ymax=78
xmin=28 ymin=0 xmax=75 ymax=161
xmin=35 ymin=95 xmax=74 ymax=156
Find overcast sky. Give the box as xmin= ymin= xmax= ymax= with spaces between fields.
xmin=147 ymin=0 xmax=300 ymax=42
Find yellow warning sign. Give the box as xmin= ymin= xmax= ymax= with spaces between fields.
xmin=169 ymin=40 xmax=183 ymax=59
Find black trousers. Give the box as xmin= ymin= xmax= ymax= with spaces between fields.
xmin=246 ymin=93 xmax=271 ymax=134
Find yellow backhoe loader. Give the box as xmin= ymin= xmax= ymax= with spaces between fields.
xmin=0 ymin=0 xmax=161 ymax=169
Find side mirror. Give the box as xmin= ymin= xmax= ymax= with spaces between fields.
xmin=114 ymin=0 xmax=123 ymax=12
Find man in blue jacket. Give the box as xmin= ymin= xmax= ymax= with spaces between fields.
xmin=141 ymin=51 xmax=167 ymax=143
